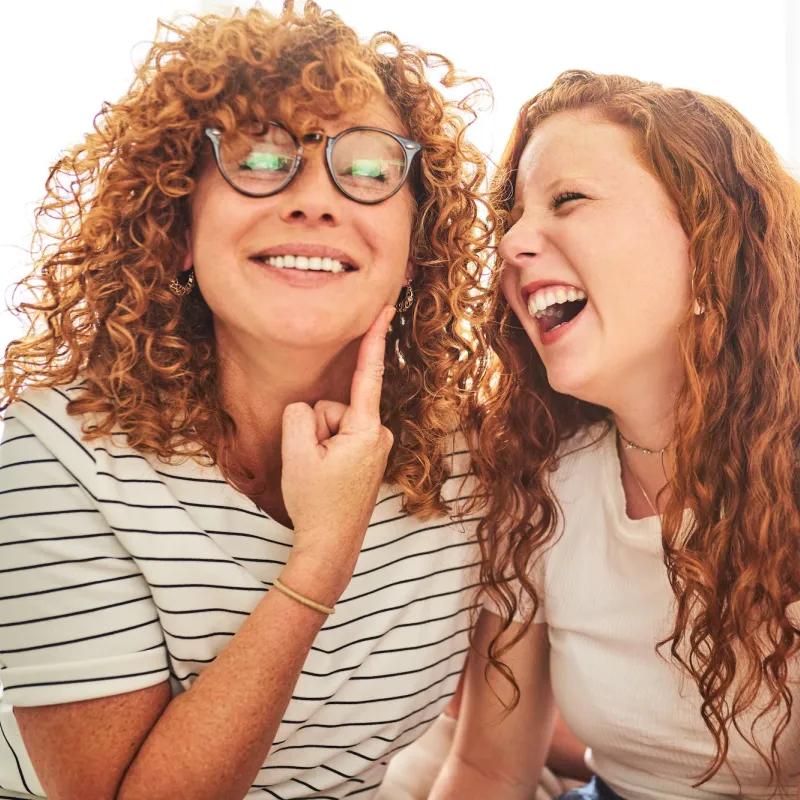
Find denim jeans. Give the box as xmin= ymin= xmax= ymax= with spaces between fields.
xmin=556 ymin=776 xmax=624 ymax=799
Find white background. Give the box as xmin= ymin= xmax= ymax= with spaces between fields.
xmin=1 ymin=0 xmax=798 ymax=354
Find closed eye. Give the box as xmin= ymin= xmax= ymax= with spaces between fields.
xmin=552 ymin=191 xmax=587 ymax=210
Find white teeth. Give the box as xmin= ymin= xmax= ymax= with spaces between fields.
xmin=527 ymin=285 xmax=588 ymax=320
xmin=263 ymin=254 xmax=348 ymax=273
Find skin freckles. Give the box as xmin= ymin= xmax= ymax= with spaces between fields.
xmin=499 ymin=109 xmax=692 ymax=411
xmin=188 ymin=97 xmax=415 ymax=360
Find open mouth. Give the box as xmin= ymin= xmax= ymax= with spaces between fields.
xmin=526 ymin=286 xmax=588 ymax=335
xmin=252 ymin=254 xmax=358 ymax=273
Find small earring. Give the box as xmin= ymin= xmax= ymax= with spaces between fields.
xmin=396 ymin=280 xmax=414 ymax=313
xmin=691 ymin=267 xmax=705 ymax=316
xmin=170 ymin=268 xmax=195 ymax=297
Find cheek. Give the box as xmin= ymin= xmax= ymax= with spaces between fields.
xmin=500 ymin=268 xmax=519 ymax=308
xmin=571 ymin=209 xmax=689 ymax=299
xmin=364 ymin=203 xmax=414 ymax=269
xmin=191 ymin=202 xmax=239 ymax=268
xmin=633 ymin=215 xmax=692 ymax=307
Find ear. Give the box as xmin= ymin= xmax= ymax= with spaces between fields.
xmin=405 ymin=259 xmax=416 ymax=282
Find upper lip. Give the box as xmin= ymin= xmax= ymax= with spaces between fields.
xmin=520 ymin=279 xmax=586 ymax=303
xmin=251 ymin=243 xmax=360 ymax=270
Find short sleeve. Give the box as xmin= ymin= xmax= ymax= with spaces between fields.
xmin=482 ymin=583 xmax=545 ymax=625
xmin=0 ymin=412 xmax=169 ymax=709
xmin=482 ymin=550 xmax=547 ymax=625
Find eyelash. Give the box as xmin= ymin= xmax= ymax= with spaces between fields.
xmin=552 ymin=191 xmax=586 ymax=209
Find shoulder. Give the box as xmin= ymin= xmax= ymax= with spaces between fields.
xmin=2 ymin=382 xmax=168 ymax=491
xmin=2 ymin=382 xmax=97 ymax=464
xmin=549 ymin=422 xmax=615 ymax=496
xmin=5 ymin=381 xmax=86 ymax=430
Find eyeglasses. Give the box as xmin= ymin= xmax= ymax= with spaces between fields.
xmin=205 ymin=122 xmax=422 ymax=205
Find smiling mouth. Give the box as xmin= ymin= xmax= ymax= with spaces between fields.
xmin=526 ymin=286 xmax=588 ymax=334
xmin=252 ymin=254 xmax=358 ymax=273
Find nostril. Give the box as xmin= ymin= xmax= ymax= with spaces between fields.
xmin=504 ymin=251 xmax=537 ymax=267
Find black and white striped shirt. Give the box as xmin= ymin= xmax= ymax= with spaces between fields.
xmin=0 ymin=385 xmax=480 ymax=800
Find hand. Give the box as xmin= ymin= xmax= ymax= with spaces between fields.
xmin=280 ymin=305 xmax=396 ymax=597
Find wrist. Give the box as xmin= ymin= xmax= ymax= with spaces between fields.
xmin=281 ymin=552 xmax=355 ymax=608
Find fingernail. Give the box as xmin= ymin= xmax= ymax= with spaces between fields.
xmin=386 ymin=306 xmax=396 ymax=325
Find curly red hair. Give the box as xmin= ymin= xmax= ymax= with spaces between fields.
xmin=474 ymin=70 xmax=800 ymax=785
xmin=2 ymin=1 xmax=495 ymax=517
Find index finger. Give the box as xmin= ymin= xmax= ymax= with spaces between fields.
xmin=348 ymin=305 xmax=395 ymax=423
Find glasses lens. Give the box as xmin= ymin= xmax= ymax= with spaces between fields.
xmin=330 ymin=130 xmax=408 ymax=202
xmin=218 ymin=125 xmax=297 ymax=195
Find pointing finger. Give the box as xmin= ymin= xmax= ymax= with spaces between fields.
xmin=347 ymin=305 xmax=395 ymax=425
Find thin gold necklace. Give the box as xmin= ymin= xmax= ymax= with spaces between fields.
xmin=618 ymin=431 xmax=660 ymax=517
xmin=617 ymin=429 xmax=670 ymax=457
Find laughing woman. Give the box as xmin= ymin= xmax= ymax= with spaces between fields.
xmin=430 ymin=71 xmax=800 ymax=799
xmin=0 ymin=5 xmax=491 ymax=799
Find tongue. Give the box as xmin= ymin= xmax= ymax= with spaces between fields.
xmin=538 ymin=299 xmax=587 ymax=333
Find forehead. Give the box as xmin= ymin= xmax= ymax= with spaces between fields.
xmin=290 ymin=94 xmax=407 ymax=138
xmin=515 ymin=110 xmax=642 ymax=194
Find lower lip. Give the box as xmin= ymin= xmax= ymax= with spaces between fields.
xmin=251 ymin=259 xmax=353 ymax=286
xmin=534 ymin=304 xmax=588 ymax=346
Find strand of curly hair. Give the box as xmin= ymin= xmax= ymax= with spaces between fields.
xmin=471 ymin=70 xmax=800 ymax=787
xmin=2 ymin=1 xmax=497 ymax=518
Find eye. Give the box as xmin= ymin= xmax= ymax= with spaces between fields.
xmin=552 ymin=191 xmax=587 ymax=210
xmin=240 ymin=152 xmax=293 ymax=173
xmin=342 ymin=160 xmax=391 ymax=183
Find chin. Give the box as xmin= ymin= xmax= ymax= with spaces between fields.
xmin=265 ymin=321 xmax=351 ymax=350
xmin=542 ymin=360 xmax=598 ymax=403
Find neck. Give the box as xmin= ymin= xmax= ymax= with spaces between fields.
xmin=605 ymin=344 xmax=681 ymax=454
xmin=604 ymin=357 xmax=682 ymax=517
xmin=613 ymin=402 xmax=674 ymax=459
xmin=216 ymin=326 xmax=360 ymax=480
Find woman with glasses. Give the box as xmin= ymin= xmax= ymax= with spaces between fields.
xmin=0 ymin=5 xmax=490 ymax=799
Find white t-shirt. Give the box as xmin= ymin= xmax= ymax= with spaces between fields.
xmin=499 ymin=425 xmax=800 ymax=800
xmin=0 ymin=385 xmax=480 ymax=799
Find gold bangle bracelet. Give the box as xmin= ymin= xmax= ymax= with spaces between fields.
xmin=272 ymin=577 xmax=335 ymax=616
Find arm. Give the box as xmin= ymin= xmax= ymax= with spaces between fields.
xmin=429 ymin=609 xmax=556 ymax=800
xmin=14 ymin=307 xmax=396 ymax=800
xmin=16 ymin=563 xmax=350 ymax=800
xmin=548 ymin=712 xmax=591 ymax=782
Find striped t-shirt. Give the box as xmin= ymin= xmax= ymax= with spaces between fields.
xmin=0 ymin=385 xmax=480 ymax=800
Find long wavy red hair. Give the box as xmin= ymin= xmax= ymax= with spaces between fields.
xmin=473 ymin=70 xmax=800 ymax=785
xmin=2 ymin=2 xmax=495 ymax=517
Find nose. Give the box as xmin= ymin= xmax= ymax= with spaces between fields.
xmin=498 ymin=213 xmax=542 ymax=270
xmin=277 ymin=147 xmax=342 ymax=227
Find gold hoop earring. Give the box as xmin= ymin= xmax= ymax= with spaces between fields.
xmin=396 ymin=280 xmax=414 ymax=313
xmin=170 ymin=268 xmax=195 ymax=297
